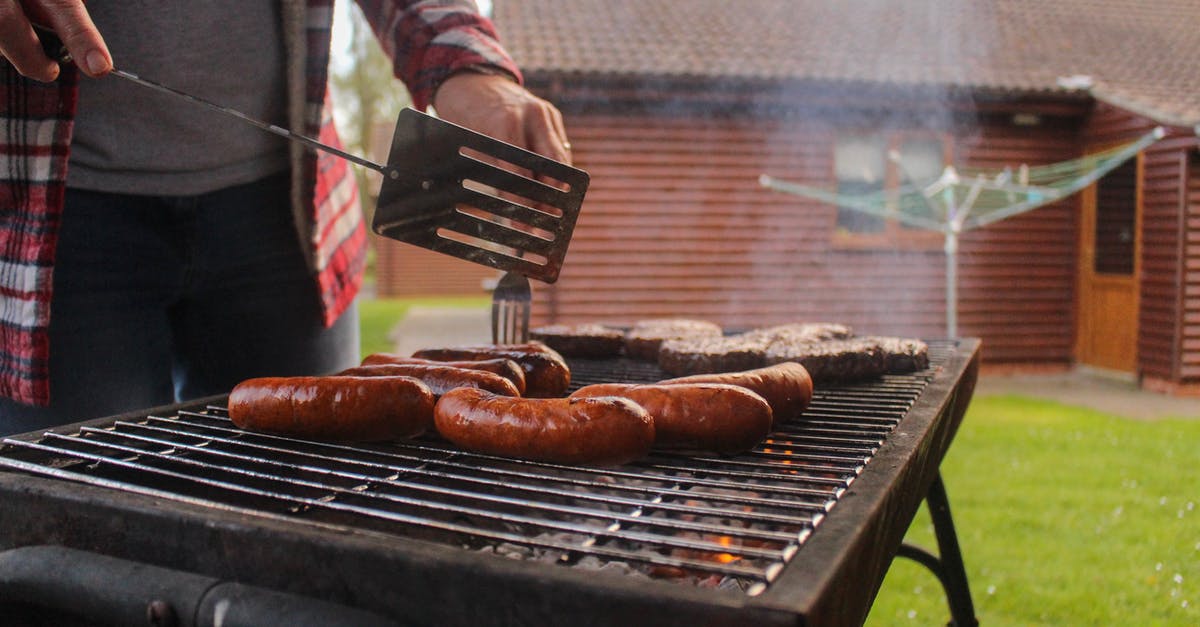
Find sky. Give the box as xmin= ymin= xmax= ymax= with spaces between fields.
xmin=332 ymin=0 xmax=493 ymax=68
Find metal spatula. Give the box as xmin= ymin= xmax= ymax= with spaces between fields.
xmin=37 ymin=26 xmax=588 ymax=324
xmin=371 ymin=109 xmax=590 ymax=344
xmin=104 ymin=72 xmax=590 ymax=284
xmin=373 ymin=108 xmax=589 ymax=285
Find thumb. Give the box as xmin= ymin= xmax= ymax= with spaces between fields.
xmin=32 ymin=1 xmax=111 ymax=76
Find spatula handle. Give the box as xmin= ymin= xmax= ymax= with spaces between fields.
xmin=107 ymin=68 xmax=392 ymax=176
xmin=33 ymin=24 xmax=395 ymax=178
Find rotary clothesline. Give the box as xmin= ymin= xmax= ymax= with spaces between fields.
xmin=759 ymin=126 xmax=1165 ymax=336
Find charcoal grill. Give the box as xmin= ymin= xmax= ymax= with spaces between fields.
xmin=0 ymin=338 xmax=980 ymax=626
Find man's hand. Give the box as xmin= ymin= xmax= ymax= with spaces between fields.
xmin=0 ymin=0 xmax=110 ymax=81
xmin=432 ymin=71 xmax=572 ymax=165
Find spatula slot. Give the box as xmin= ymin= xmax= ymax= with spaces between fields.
xmin=435 ymin=228 xmax=550 ymax=266
xmin=460 ymin=179 xmax=565 ymax=221
xmin=454 ymin=186 xmax=563 ymax=237
xmin=439 ymin=207 xmax=556 ymax=256
xmin=371 ymin=108 xmax=589 ymax=283
xmin=455 ymin=205 xmax=556 ymax=242
xmin=457 ymin=158 xmax=573 ymax=212
xmin=460 ymin=147 xmax=573 ymax=194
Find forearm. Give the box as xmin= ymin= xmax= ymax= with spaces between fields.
xmin=353 ymin=0 xmax=522 ymax=110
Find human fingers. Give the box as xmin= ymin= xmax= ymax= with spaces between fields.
xmin=523 ymin=98 xmax=571 ymax=166
xmin=0 ymin=2 xmax=60 ymax=81
xmin=35 ymin=0 xmax=111 ymax=76
xmin=21 ymin=0 xmax=111 ymax=76
xmin=434 ymin=73 xmax=572 ymax=162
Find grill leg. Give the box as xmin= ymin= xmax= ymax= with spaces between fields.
xmin=898 ymin=472 xmax=978 ymax=627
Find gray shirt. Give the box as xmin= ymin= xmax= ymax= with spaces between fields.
xmin=68 ymin=1 xmax=290 ymax=195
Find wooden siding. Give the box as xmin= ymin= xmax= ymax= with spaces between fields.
xmin=955 ymin=123 xmax=1079 ymax=363
xmin=1184 ymin=152 xmax=1200 ymax=382
xmin=373 ymin=235 xmax=498 ymax=297
xmin=367 ymin=89 xmax=1200 ymax=385
xmin=1140 ymin=143 xmax=1186 ymax=381
xmin=1081 ymin=104 xmax=1195 ymax=383
xmin=530 ymin=111 xmax=1082 ymax=365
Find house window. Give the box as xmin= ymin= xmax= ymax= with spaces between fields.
xmin=834 ymin=131 xmax=949 ymax=246
xmin=835 ymin=134 xmax=887 ymax=233
xmin=1093 ymin=158 xmax=1137 ymax=275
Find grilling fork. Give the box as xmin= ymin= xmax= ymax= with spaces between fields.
xmin=37 ymin=28 xmax=587 ymax=339
xmin=491 ymin=271 xmax=531 ymax=343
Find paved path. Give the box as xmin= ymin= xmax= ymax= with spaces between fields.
xmin=975 ymin=372 xmax=1200 ymax=420
xmin=388 ymin=306 xmax=491 ymax=357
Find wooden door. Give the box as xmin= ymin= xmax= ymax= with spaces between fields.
xmin=1075 ymin=155 xmax=1141 ymax=373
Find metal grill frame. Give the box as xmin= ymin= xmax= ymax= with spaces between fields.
xmin=0 ymin=338 xmax=980 ymax=626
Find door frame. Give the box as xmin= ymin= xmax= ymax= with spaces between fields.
xmin=1073 ymin=147 xmax=1144 ymax=374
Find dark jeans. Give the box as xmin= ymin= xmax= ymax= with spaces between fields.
xmin=0 ymin=173 xmax=359 ymax=435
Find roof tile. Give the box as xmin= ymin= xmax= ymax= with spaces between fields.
xmin=492 ymin=0 xmax=1200 ymax=126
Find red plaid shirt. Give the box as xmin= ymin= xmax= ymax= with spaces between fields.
xmin=0 ymin=0 xmax=521 ymax=406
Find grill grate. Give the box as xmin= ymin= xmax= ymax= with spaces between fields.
xmin=0 ymin=342 xmax=953 ymax=596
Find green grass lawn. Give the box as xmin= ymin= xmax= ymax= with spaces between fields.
xmin=358 ymin=296 xmax=486 ymax=357
xmin=866 ymin=395 xmax=1200 ymax=626
xmin=359 ymin=299 xmax=1199 ymax=625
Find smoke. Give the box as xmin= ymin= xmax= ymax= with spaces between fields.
xmin=495 ymin=0 xmax=1018 ymax=336
xmin=735 ymin=1 xmax=999 ymax=337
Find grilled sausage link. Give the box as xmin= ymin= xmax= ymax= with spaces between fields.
xmin=413 ymin=343 xmax=570 ymax=398
xmin=569 ymin=383 xmax=772 ymax=454
xmin=360 ymin=354 xmax=526 ymax=395
xmin=434 ymin=388 xmax=654 ymax=465
xmin=660 ymin=362 xmax=813 ymax=425
xmin=228 ymin=376 xmax=435 ymax=442
xmin=339 ymin=363 xmax=521 ymax=398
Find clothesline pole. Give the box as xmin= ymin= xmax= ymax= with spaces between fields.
xmin=759 ymin=127 xmax=1165 ymax=340
xmin=944 ymin=229 xmax=958 ymax=338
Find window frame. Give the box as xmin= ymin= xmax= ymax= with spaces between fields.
xmin=831 ymin=129 xmax=953 ymax=250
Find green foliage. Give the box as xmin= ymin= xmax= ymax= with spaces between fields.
xmin=867 ymin=395 xmax=1200 ymax=626
xmin=329 ymin=2 xmax=409 ymax=228
xmin=329 ymin=3 xmax=407 ymax=159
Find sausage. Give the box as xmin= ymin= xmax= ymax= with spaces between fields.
xmin=569 ymin=383 xmax=772 ymax=454
xmin=228 ymin=375 xmax=435 ymax=442
xmin=360 ymin=354 xmax=526 ymax=395
xmin=339 ymin=363 xmax=521 ymax=398
xmin=413 ymin=343 xmax=570 ymax=398
xmin=659 ymin=362 xmax=813 ymax=424
xmin=434 ymin=388 xmax=654 ymax=465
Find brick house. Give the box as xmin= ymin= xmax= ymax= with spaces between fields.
xmin=375 ymin=0 xmax=1200 ymax=392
